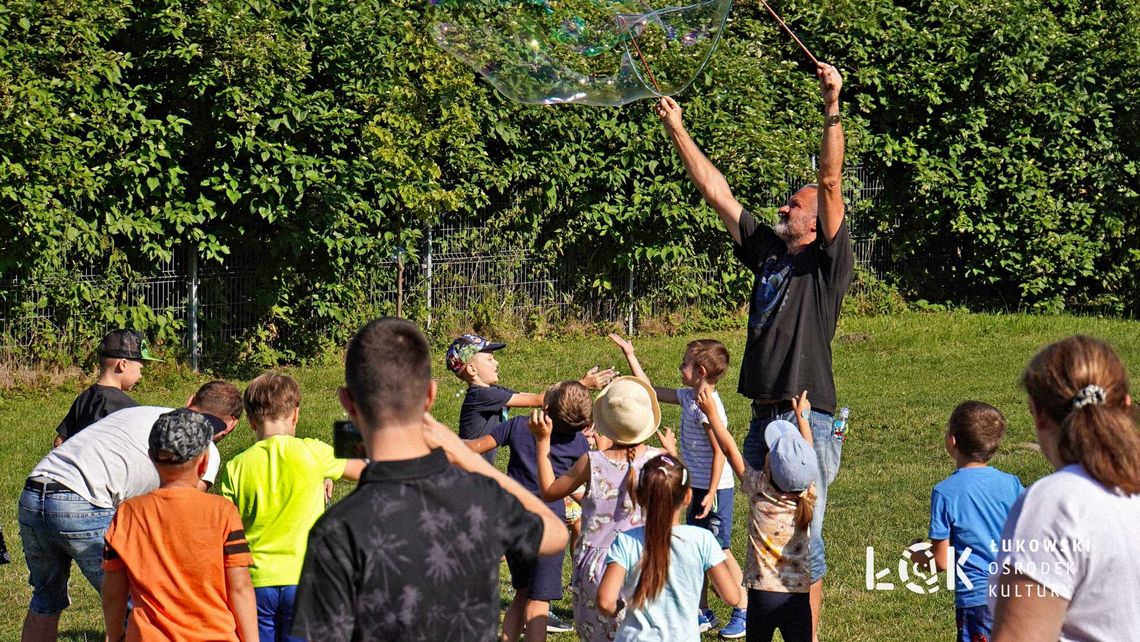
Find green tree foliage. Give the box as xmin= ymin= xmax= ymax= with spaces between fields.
xmin=0 ymin=0 xmax=1136 ymax=364
xmin=800 ymin=0 xmax=1140 ymax=312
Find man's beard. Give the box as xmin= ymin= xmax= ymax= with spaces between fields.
xmin=774 ymin=219 xmax=805 ymax=243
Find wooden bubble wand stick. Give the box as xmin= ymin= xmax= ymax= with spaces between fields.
xmin=757 ymin=0 xmax=820 ymax=67
xmin=627 ymin=25 xmax=663 ymax=93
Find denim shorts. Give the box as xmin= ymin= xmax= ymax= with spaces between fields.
xmin=686 ymin=487 xmax=735 ymax=549
xmin=18 ymin=484 xmax=115 ymax=615
xmin=743 ymin=408 xmax=843 ymax=583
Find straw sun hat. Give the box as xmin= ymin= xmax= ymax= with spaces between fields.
xmin=593 ymin=376 xmax=661 ymax=445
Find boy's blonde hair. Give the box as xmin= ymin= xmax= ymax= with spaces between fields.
xmin=685 ymin=339 xmax=730 ymax=383
xmin=243 ymin=374 xmax=300 ymax=426
xmin=544 ymin=381 xmax=592 ymax=434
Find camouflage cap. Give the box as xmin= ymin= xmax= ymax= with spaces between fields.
xmin=149 ymin=409 xmax=214 ymax=464
xmin=99 ymin=329 xmax=163 ymax=362
xmin=445 ymin=334 xmax=506 ymax=374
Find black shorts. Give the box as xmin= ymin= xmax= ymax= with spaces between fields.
xmin=505 ymin=547 xmax=566 ymax=602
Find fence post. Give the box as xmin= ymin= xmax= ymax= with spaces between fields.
xmin=396 ymin=249 xmax=405 ymax=319
xmin=425 ymin=225 xmax=433 ymax=331
xmin=188 ymin=247 xmax=199 ymax=372
xmin=626 ymin=265 xmax=634 ymax=335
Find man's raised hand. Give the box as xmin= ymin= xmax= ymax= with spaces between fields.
xmin=817 ymin=63 xmax=842 ymax=107
xmin=655 ymin=96 xmax=684 ymax=134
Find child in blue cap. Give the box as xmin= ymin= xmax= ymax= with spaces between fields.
xmin=699 ymin=388 xmax=818 ymax=642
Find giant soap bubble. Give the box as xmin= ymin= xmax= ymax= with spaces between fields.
xmin=429 ymin=0 xmax=734 ymax=106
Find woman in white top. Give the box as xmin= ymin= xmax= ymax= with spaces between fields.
xmin=992 ymin=335 xmax=1140 ymax=641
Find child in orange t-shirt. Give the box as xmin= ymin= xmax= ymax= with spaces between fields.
xmin=101 ymin=409 xmax=257 ymax=642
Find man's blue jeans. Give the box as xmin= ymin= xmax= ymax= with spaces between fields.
xmin=18 ymin=484 xmax=115 ymax=614
xmin=743 ymin=408 xmax=843 ymax=583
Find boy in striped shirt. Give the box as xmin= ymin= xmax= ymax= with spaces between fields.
xmin=609 ymin=334 xmax=747 ymax=639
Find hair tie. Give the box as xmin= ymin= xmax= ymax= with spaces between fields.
xmin=657 ymin=454 xmax=687 ymax=486
xmin=1071 ymin=384 xmax=1107 ymax=410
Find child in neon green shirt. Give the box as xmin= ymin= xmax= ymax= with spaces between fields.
xmin=218 ymin=373 xmax=365 ymax=641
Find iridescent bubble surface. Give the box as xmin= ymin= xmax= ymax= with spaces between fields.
xmin=429 ymin=0 xmax=733 ymax=106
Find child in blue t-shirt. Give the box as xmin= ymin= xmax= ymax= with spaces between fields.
xmin=916 ymin=401 xmax=1023 ymax=642
xmin=609 ymin=333 xmax=746 ymax=637
xmin=463 ymin=381 xmax=595 ymax=642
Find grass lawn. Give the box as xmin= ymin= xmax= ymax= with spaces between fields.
xmin=2 ymin=310 xmax=1136 ymax=640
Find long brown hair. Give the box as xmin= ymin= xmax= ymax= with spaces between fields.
xmin=628 ymin=455 xmax=690 ymax=610
xmin=1021 ymin=335 xmax=1140 ymax=494
xmin=794 ymin=487 xmax=815 ymax=531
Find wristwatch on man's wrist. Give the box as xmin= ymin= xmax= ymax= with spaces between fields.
xmin=824 ymin=113 xmax=841 ymax=127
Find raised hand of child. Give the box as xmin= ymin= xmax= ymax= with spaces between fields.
xmin=657 ymin=426 xmax=678 ymax=458
xmin=696 ymin=384 xmax=718 ymax=417
xmin=528 ymin=409 xmax=554 ymax=441
xmin=791 ymin=390 xmax=812 ymax=421
xmin=581 ymin=365 xmax=617 ymax=390
xmin=607 ymin=332 xmax=635 ymax=354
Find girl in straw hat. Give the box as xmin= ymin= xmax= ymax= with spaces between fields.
xmin=531 ymin=376 xmax=678 ymax=642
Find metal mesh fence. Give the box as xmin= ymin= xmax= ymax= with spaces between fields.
xmin=0 ymin=163 xmax=889 ymax=364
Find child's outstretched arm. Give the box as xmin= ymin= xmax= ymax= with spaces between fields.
xmin=657 ymin=426 xmax=680 ymax=460
xmin=608 ymin=333 xmax=678 ymax=404
xmin=530 ymin=409 xmax=591 ymax=501
xmin=503 ymin=367 xmax=618 ymax=410
xmin=225 ymin=566 xmax=258 ymax=641
xmin=697 ymin=387 xmax=747 ymax=480
xmin=580 ymin=366 xmax=618 ymax=390
xmin=462 ymin=435 xmax=499 ymax=454
xmin=341 ymin=459 xmax=367 ymax=481
xmin=506 ymin=392 xmax=545 ymax=408
xmin=424 ymin=413 xmax=569 ymax=555
xmin=790 ymin=390 xmax=814 ymax=446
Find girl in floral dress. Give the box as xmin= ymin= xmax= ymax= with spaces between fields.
xmin=531 ymin=376 xmax=677 ymax=641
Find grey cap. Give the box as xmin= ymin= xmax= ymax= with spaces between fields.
xmin=149 ymin=409 xmax=213 ymax=464
xmin=764 ymin=420 xmax=819 ymax=493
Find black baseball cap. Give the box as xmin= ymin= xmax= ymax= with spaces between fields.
xmin=98 ymin=329 xmax=163 ymax=362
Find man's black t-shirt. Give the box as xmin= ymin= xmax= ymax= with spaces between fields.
xmin=732 ymin=210 xmax=854 ymax=414
xmin=292 ymin=449 xmax=544 ymax=642
xmin=458 ymin=385 xmax=516 ymax=463
xmin=56 ymin=384 xmax=138 ymax=440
